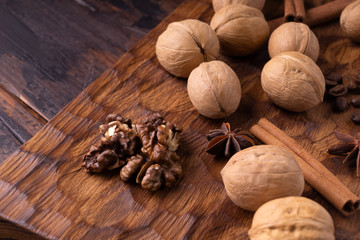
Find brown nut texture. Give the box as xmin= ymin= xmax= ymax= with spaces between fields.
xmin=248 ymin=196 xmax=335 ymax=240
xmin=221 ymin=145 xmax=304 ymax=211
xmin=156 ymin=19 xmax=220 ymax=78
xmin=268 ymin=22 xmax=320 ymax=62
xmin=212 ymin=0 xmax=266 ymax=12
xmin=340 ymin=0 xmax=360 ymax=42
xmin=261 ymin=51 xmax=325 ymax=112
xmin=187 ymin=60 xmax=241 ymax=119
xmin=210 ymin=4 xmax=269 ymax=56
xmin=83 ymin=116 xmax=139 ymax=173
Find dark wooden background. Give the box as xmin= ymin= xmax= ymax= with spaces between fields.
xmin=0 ymin=0 xmax=183 ymax=238
xmin=0 ymin=0 xmax=184 ymax=168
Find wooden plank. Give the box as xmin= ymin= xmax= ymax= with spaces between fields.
xmin=0 ymin=86 xmax=46 ymax=144
xmin=0 ymin=219 xmax=45 ymax=240
xmin=0 ymin=0 xmax=360 ymax=239
xmin=0 ymin=118 xmax=21 ymax=162
xmin=0 ymin=0 xmax=183 ymax=120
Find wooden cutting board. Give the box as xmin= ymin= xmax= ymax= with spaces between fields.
xmin=1 ymin=0 xmax=359 ymax=239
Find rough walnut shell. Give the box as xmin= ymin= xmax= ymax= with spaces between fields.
xmin=210 ymin=4 xmax=269 ymax=56
xmin=268 ymin=22 xmax=320 ymax=62
xmin=340 ymin=0 xmax=360 ymax=42
xmin=156 ymin=19 xmax=220 ymax=78
xmin=248 ymin=196 xmax=335 ymax=240
xmin=261 ymin=51 xmax=325 ymax=112
xmin=187 ymin=60 xmax=241 ymax=119
xmin=212 ymin=0 xmax=266 ymax=12
xmin=221 ymin=145 xmax=304 ymax=211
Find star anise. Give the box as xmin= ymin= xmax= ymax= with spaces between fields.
xmin=205 ymin=122 xmax=255 ymax=157
xmin=328 ymin=131 xmax=360 ymax=177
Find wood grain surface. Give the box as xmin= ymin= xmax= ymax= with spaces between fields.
xmin=1 ymin=0 xmax=360 ymax=239
xmin=0 ymin=0 xmax=182 ymax=162
xmin=0 ymin=0 xmax=182 ymax=238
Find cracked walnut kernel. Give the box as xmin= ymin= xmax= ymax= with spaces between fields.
xmin=83 ymin=113 xmax=183 ymax=191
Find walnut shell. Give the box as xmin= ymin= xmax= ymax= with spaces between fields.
xmin=268 ymin=22 xmax=320 ymax=62
xmin=340 ymin=0 xmax=360 ymax=42
xmin=187 ymin=60 xmax=241 ymax=119
xmin=221 ymin=145 xmax=304 ymax=211
xmin=248 ymin=196 xmax=335 ymax=240
xmin=212 ymin=0 xmax=266 ymax=12
xmin=261 ymin=51 xmax=325 ymax=112
xmin=156 ymin=19 xmax=220 ymax=78
xmin=210 ymin=4 xmax=269 ymax=56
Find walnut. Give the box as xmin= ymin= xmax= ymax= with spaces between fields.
xmin=268 ymin=22 xmax=320 ymax=62
xmin=84 ymin=113 xmax=183 ymax=191
xmin=120 ymin=154 xmax=146 ymax=181
xmin=83 ymin=147 xmax=122 ymax=173
xmin=212 ymin=0 xmax=266 ymax=12
xmin=187 ymin=60 xmax=241 ymax=119
xmin=261 ymin=51 xmax=325 ymax=112
xmin=340 ymin=0 xmax=360 ymax=42
xmin=156 ymin=19 xmax=220 ymax=78
xmin=221 ymin=145 xmax=304 ymax=211
xmin=136 ymin=113 xmax=181 ymax=161
xmin=140 ymin=164 xmax=162 ymax=191
xmin=249 ymin=197 xmax=335 ymax=240
xmin=136 ymin=151 xmax=182 ymax=191
xmin=120 ymin=151 xmax=182 ymax=191
xmin=118 ymin=114 xmax=183 ymax=191
xmin=210 ymin=4 xmax=269 ymax=56
xmin=104 ymin=113 xmax=132 ymax=127
xmin=83 ymin=114 xmax=140 ymax=173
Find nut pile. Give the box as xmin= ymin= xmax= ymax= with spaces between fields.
xmin=83 ymin=113 xmax=182 ymax=191
xmin=151 ymin=0 xmax=359 ymax=238
xmin=262 ymin=22 xmax=325 ymax=112
xmin=261 ymin=1 xmax=360 ymax=113
xmin=261 ymin=51 xmax=325 ymax=112
xmin=156 ymin=2 xmax=270 ymax=119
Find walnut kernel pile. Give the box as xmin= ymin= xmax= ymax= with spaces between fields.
xmin=83 ymin=113 xmax=182 ymax=191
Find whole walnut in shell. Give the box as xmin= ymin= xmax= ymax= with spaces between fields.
xmin=210 ymin=4 xmax=269 ymax=56
xmin=340 ymin=0 xmax=360 ymax=42
xmin=212 ymin=0 xmax=266 ymax=12
xmin=261 ymin=51 xmax=325 ymax=112
xmin=156 ymin=19 xmax=220 ymax=78
xmin=248 ymin=196 xmax=335 ymax=240
xmin=221 ymin=145 xmax=304 ymax=211
xmin=268 ymin=22 xmax=320 ymax=62
xmin=187 ymin=60 xmax=241 ymax=119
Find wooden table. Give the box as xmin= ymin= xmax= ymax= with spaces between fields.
xmin=0 ymin=0 xmax=359 ymax=239
xmin=0 ymin=0 xmax=182 ymax=238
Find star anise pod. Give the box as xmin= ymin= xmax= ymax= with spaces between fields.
xmin=205 ymin=122 xmax=255 ymax=157
xmin=328 ymin=131 xmax=360 ymax=177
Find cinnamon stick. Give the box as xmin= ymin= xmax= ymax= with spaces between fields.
xmin=269 ymin=0 xmax=353 ymax=32
xmin=285 ymin=0 xmax=306 ymax=22
xmin=250 ymin=118 xmax=360 ymax=216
